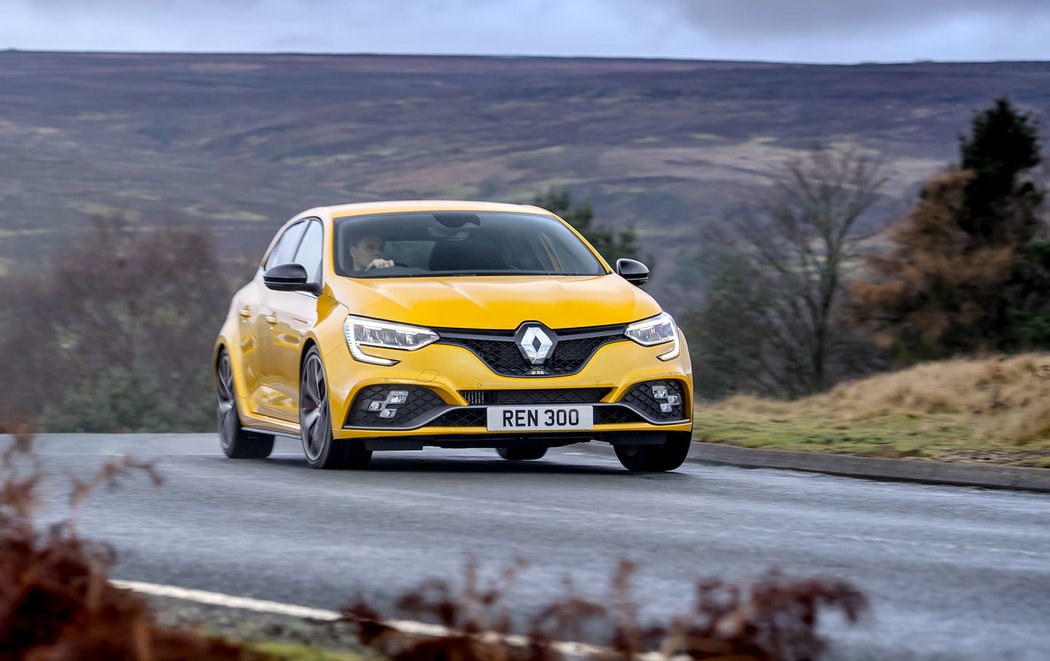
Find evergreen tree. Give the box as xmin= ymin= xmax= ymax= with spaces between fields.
xmin=38 ymin=365 xmax=181 ymax=433
xmin=679 ymin=250 xmax=783 ymax=399
xmin=852 ymin=97 xmax=1048 ymax=360
xmin=959 ymin=97 xmax=1043 ymax=246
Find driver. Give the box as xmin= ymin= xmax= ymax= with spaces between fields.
xmin=348 ymin=232 xmax=394 ymax=272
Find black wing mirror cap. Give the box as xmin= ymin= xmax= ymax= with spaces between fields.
xmin=263 ymin=263 xmax=317 ymax=293
xmin=615 ymin=258 xmax=649 ymax=286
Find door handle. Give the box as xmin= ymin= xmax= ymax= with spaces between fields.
xmin=265 ymin=315 xmax=278 ymax=325
xmin=238 ymin=307 xmax=252 ymax=319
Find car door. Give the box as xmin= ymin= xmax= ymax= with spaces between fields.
xmin=231 ymin=271 xmax=267 ymax=415
xmin=253 ymin=220 xmax=308 ymax=420
xmin=264 ymin=218 xmax=323 ymax=423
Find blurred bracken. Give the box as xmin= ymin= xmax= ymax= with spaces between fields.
xmin=344 ymin=559 xmax=867 ymax=661
xmin=0 ymin=426 xmax=266 ymax=659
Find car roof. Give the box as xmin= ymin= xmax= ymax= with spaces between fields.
xmin=320 ymin=200 xmax=554 ymax=220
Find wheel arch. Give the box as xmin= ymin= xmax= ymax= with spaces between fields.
xmin=213 ymin=339 xmax=253 ymax=422
xmin=300 ymin=337 xmax=320 ymax=374
xmin=213 ymin=339 xmax=234 ymax=379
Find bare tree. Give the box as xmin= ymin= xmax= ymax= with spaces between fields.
xmin=0 ymin=212 xmax=234 ymax=430
xmin=687 ymin=146 xmax=887 ymax=397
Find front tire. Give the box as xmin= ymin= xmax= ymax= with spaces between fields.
xmin=216 ymin=350 xmax=274 ymax=459
xmin=496 ymin=447 xmax=548 ymax=461
xmin=300 ymin=348 xmax=372 ymax=469
xmin=614 ymin=432 xmax=692 ymax=472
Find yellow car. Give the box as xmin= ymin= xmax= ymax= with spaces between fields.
xmin=214 ymin=201 xmax=693 ymax=471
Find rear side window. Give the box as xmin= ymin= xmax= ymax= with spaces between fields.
xmin=293 ymin=220 xmax=324 ymax=284
xmin=265 ymin=222 xmax=306 ymax=270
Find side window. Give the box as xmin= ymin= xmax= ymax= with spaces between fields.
xmin=293 ymin=220 xmax=324 ymax=284
xmin=265 ymin=222 xmax=307 ymax=270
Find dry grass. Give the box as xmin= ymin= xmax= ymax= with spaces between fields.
xmin=714 ymin=354 xmax=1050 ymax=446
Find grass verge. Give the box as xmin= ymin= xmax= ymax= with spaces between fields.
xmin=143 ymin=594 xmax=366 ymax=660
xmin=248 ymin=641 xmax=360 ymax=660
xmin=698 ymin=354 xmax=1050 ymax=468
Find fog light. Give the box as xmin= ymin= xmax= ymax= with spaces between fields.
xmin=660 ymin=403 xmax=673 ymax=414
xmin=379 ymin=409 xmax=396 ymax=419
xmin=387 ymin=390 xmax=409 ymax=405
xmin=367 ymin=401 xmax=383 ymax=412
xmin=666 ymin=395 xmax=680 ymax=406
xmin=651 ymin=385 xmax=668 ymax=399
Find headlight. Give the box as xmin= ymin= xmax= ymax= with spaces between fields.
xmin=343 ymin=315 xmax=439 ymax=366
xmin=624 ymin=312 xmax=680 ymax=361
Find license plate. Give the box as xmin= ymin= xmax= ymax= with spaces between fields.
xmin=486 ymin=406 xmax=594 ymax=431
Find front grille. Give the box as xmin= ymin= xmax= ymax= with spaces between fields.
xmin=461 ymin=388 xmax=610 ymax=405
xmin=622 ymin=380 xmax=687 ymax=421
xmin=430 ymin=408 xmax=488 ymax=427
xmin=436 ymin=324 xmax=626 ymax=377
xmin=346 ymin=385 xmax=446 ymax=427
xmin=594 ymin=406 xmax=646 ymax=425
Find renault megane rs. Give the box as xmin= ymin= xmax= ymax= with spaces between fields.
xmin=214 ymin=201 xmax=694 ymax=471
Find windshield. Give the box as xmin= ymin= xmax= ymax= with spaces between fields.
xmin=333 ymin=211 xmax=607 ymax=278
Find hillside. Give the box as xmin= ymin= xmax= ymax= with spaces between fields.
xmin=2 ymin=51 xmax=1050 ymax=300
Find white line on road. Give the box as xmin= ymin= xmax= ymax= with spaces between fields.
xmin=111 ymin=579 xmax=656 ymax=659
xmin=111 ymin=580 xmax=343 ymax=622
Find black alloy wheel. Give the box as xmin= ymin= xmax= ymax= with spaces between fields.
xmin=216 ymin=350 xmax=274 ymax=459
xmin=496 ymin=447 xmax=548 ymax=461
xmin=300 ymin=347 xmax=372 ymax=469
xmin=614 ymin=432 xmax=692 ymax=472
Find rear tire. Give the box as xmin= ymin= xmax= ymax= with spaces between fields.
xmin=300 ymin=348 xmax=372 ymax=469
xmin=496 ymin=447 xmax=548 ymax=461
xmin=614 ymin=432 xmax=692 ymax=472
xmin=216 ymin=350 xmax=274 ymax=459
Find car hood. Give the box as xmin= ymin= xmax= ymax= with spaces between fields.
xmin=327 ymin=275 xmax=662 ymax=329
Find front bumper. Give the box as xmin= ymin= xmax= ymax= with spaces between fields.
xmin=322 ymin=331 xmax=693 ymax=442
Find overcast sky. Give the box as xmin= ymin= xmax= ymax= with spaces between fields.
xmin=4 ymin=0 xmax=1050 ymax=63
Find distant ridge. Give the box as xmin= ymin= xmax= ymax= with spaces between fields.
xmin=1 ymin=51 xmax=1048 ymax=300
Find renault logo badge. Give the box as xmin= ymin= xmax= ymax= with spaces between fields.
xmin=515 ymin=323 xmax=557 ymax=365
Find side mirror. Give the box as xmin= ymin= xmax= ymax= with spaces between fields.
xmin=263 ymin=263 xmax=318 ymax=294
xmin=616 ymin=258 xmax=649 ymax=286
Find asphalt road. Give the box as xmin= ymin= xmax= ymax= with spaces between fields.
xmin=16 ymin=434 xmax=1050 ymax=660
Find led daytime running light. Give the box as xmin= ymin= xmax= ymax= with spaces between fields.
xmin=343 ymin=316 xmax=438 ymax=366
xmin=624 ymin=312 xmax=680 ymax=362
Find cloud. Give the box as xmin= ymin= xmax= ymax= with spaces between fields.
xmin=647 ymin=0 xmax=1050 ymax=37
xmin=2 ymin=0 xmax=655 ymax=56
xmin=639 ymin=0 xmax=1050 ymax=61
xmin=3 ymin=0 xmax=1050 ymax=62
